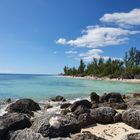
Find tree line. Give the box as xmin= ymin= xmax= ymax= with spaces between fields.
xmin=63 ymin=47 xmax=140 ymax=79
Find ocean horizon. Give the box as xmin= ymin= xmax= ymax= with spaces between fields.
xmin=0 ymin=74 xmax=140 ymax=101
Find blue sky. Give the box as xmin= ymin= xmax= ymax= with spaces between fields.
xmin=0 ymin=0 xmax=140 ymax=74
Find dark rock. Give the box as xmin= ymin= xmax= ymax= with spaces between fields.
xmin=60 ymin=103 xmax=72 ymax=109
xmin=7 ymin=128 xmax=48 ymax=140
xmin=44 ymin=104 xmax=53 ymax=110
xmin=73 ymin=105 xmax=90 ymax=116
xmin=101 ymin=93 xmax=124 ymax=103
xmin=32 ymin=115 xmax=81 ymax=138
xmin=6 ymin=98 xmax=41 ymax=116
xmin=91 ymin=103 xmax=99 ymax=109
xmin=78 ymin=113 xmax=95 ymax=128
xmin=127 ymin=99 xmax=140 ymax=109
xmin=122 ymin=109 xmax=140 ymax=129
xmin=90 ymin=92 xmax=99 ymax=103
xmin=110 ymin=102 xmax=127 ymax=110
xmin=113 ymin=113 xmax=122 ymax=123
xmin=0 ymin=113 xmax=31 ymax=139
xmin=61 ymin=109 xmax=70 ymax=115
xmin=71 ymin=131 xmax=106 ymax=140
xmin=123 ymin=133 xmax=140 ymax=140
xmin=70 ymin=100 xmax=92 ymax=112
xmin=90 ymin=107 xmax=117 ymax=124
xmin=50 ymin=96 xmax=66 ymax=102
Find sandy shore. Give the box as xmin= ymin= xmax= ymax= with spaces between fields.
xmin=82 ymin=122 xmax=140 ymax=140
xmin=59 ymin=75 xmax=140 ymax=84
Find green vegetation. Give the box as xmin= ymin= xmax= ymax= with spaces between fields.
xmin=63 ymin=47 xmax=140 ymax=79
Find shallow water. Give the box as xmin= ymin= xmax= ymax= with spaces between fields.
xmin=0 ymin=74 xmax=139 ymax=100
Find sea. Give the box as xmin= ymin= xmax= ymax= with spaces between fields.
xmin=0 ymin=74 xmax=140 ymax=101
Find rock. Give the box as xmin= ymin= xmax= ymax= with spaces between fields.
xmin=73 ymin=105 xmax=90 ymax=116
xmin=110 ymin=102 xmax=127 ymax=109
xmin=71 ymin=131 xmax=106 ymax=140
xmin=122 ymin=132 xmax=140 ymax=140
xmin=70 ymin=100 xmax=92 ymax=112
xmin=91 ymin=103 xmax=99 ymax=109
xmin=50 ymin=96 xmax=66 ymax=102
xmin=6 ymin=98 xmax=41 ymax=116
xmin=133 ymin=93 xmax=140 ymax=98
xmin=101 ymin=93 xmax=124 ymax=103
xmin=90 ymin=92 xmax=99 ymax=103
xmin=44 ymin=103 xmax=53 ymax=110
xmin=60 ymin=103 xmax=72 ymax=109
xmin=122 ymin=109 xmax=140 ymax=129
xmin=126 ymin=99 xmax=140 ymax=109
xmin=113 ymin=113 xmax=122 ymax=123
xmin=90 ymin=107 xmax=117 ymax=124
xmin=0 ymin=113 xmax=31 ymax=139
xmin=60 ymin=109 xmax=70 ymax=115
xmin=7 ymin=128 xmax=49 ymax=140
xmin=32 ymin=115 xmax=81 ymax=138
xmin=78 ymin=113 xmax=95 ymax=128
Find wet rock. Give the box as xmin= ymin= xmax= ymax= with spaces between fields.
xmin=78 ymin=113 xmax=95 ymax=128
xmin=90 ymin=92 xmax=99 ymax=103
xmin=113 ymin=113 xmax=122 ymax=123
xmin=50 ymin=96 xmax=66 ymax=102
xmin=60 ymin=103 xmax=72 ymax=109
xmin=90 ymin=107 xmax=117 ymax=124
xmin=71 ymin=131 xmax=106 ymax=140
xmin=0 ymin=113 xmax=31 ymax=139
xmin=122 ymin=109 xmax=140 ymax=129
xmin=70 ymin=100 xmax=92 ymax=112
xmin=32 ymin=115 xmax=81 ymax=138
xmin=61 ymin=109 xmax=70 ymax=115
xmin=6 ymin=98 xmax=41 ymax=116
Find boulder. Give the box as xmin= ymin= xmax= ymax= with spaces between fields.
xmin=6 ymin=98 xmax=41 ymax=116
xmin=0 ymin=113 xmax=31 ymax=139
xmin=101 ymin=93 xmax=124 ymax=103
xmin=70 ymin=100 xmax=92 ymax=112
xmin=32 ymin=115 xmax=81 ymax=138
xmin=110 ymin=102 xmax=127 ymax=110
xmin=126 ymin=99 xmax=140 ymax=109
xmin=90 ymin=92 xmax=99 ymax=103
xmin=7 ymin=128 xmax=48 ymax=140
xmin=90 ymin=107 xmax=117 ymax=124
xmin=113 ymin=113 xmax=122 ymax=123
xmin=73 ymin=105 xmax=90 ymax=116
xmin=50 ymin=96 xmax=66 ymax=102
xmin=60 ymin=103 xmax=72 ymax=109
xmin=122 ymin=109 xmax=140 ymax=129
xmin=78 ymin=113 xmax=95 ymax=128
xmin=71 ymin=131 xmax=106 ymax=140
xmin=122 ymin=133 xmax=140 ymax=140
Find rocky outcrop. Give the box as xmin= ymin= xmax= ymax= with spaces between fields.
xmin=0 ymin=113 xmax=31 ymax=139
xmin=32 ymin=115 xmax=81 ymax=138
xmin=90 ymin=92 xmax=99 ymax=103
xmin=71 ymin=131 xmax=106 ymax=140
xmin=122 ymin=109 xmax=140 ymax=129
xmin=90 ymin=107 xmax=117 ymax=124
xmin=6 ymin=98 xmax=41 ymax=115
xmin=122 ymin=133 xmax=140 ymax=140
xmin=50 ymin=96 xmax=66 ymax=102
xmin=60 ymin=103 xmax=72 ymax=109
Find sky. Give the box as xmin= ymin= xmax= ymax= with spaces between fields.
xmin=0 ymin=0 xmax=140 ymax=74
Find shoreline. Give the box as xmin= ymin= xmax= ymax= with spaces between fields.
xmin=59 ymin=75 xmax=140 ymax=84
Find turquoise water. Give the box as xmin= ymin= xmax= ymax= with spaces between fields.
xmin=0 ymin=74 xmax=140 ymax=100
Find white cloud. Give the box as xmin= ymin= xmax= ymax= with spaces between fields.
xmin=100 ymin=8 xmax=140 ymax=27
xmin=65 ymin=50 xmax=77 ymax=54
xmin=56 ymin=38 xmax=66 ymax=45
xmin=79 ymin=49 xmax=122 ymax=62
xmin=56 ymin=26 xmax=139 ymax=48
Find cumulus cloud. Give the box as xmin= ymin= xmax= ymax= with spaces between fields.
xmin=56 ymin=38 xmax=66 ymax=45
xmin=100 ymin=8 xmax=140 ymax=27
xmin=79 ymin=49 xmax=122 ymax=62
xmin=56 ymin=26 xmax=139 ymax=48
xmin=65 ymin=50 xmax=77 ymax=54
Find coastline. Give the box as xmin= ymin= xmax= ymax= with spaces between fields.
xmin=59 ymin=75 xmax=140 ymax=84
